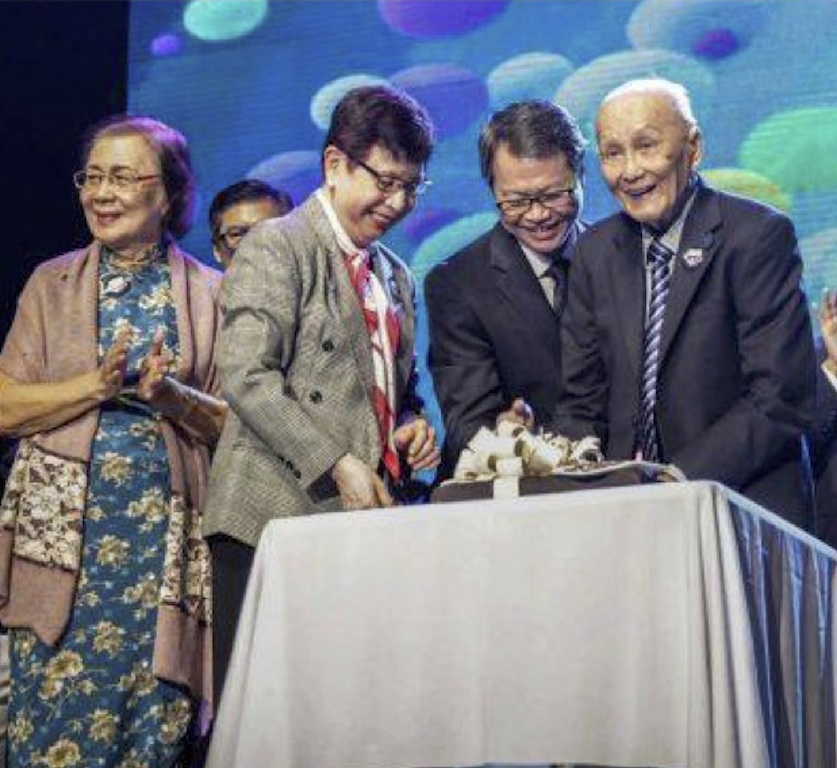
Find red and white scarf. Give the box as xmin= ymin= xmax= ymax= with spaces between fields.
xmin=317 ymin=190 xmax=401 ymax=480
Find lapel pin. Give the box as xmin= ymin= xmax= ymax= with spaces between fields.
xmin=682 ymin=248 xmax=705 ymax=268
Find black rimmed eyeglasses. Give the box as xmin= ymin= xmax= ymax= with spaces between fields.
xmin=73 ymin=169 xmax=161 ymax=191
xmin=348 ymin=154 xmax=431 ymax=198
xmin=496 ymin=185 xmax=578 ymax=217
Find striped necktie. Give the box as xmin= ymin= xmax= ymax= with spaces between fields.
xmin=637 ymin=238 xmax=674 ymax=462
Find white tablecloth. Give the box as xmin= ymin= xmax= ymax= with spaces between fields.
xmin=206 ymin=481 xmax=837 ymax=768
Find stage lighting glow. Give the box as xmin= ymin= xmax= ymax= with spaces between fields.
xmin=555 ymin=49 xmax=715 ymax=139
xmin=151 ymin=33 xmax=183 ymax=57
xmin=701 ymin=168 xmax=791 ymax=212
xmin=799 ymin=228 xmax=837 ymax=308
xmin=411 ymin=212 xmax=497 ymax=283
xmin=184 ymin=0 xmax=268 ymax=42
xmin=627 ymin=0 xmax=768 ymax=61
xmin=487 ymin=52 xmax=574 ymax=109
xmin=390 ymin=63 xmax=488 ymax=139
xmin=691 ymin=28 xmax=740 ymax=60
xmin=401 ymin=208 xmax=461 ymax=244
xmin=310 ymin=75 xmax=390 ymax=131
xmin=247 ymin=150 xmax=321 ymax=206
xmin=740 ymin=108 xmax=837 ymax=193
xmin=378 ymin=0 xmax=509 ymax=39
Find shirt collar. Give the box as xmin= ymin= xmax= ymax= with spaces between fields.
xmin=642 ymin=182 xmax=698 ymax=256
xmin=315 ymin=187 xmax=369 ymax=258
xmin=516 ymin=223 xmax=575 ymax=279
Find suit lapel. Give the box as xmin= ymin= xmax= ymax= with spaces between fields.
xmin=659 ymin=186 xmax=721 ymax=362
xmin=371 ymin=244 xmax=415 ymax=394
xmin=307 ymin=198 xmax=376 ymax=399
xmin=606 ymin=218 xmax=647 ymax=379
xmin=490 ymin=224 xmax=561 ymax=342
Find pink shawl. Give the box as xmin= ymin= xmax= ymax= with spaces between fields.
xmin=0 ymin=241 xmax=221 ymax=706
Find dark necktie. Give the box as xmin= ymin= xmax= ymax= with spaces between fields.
xmin=545 ymin=259 xmax=568 ymax=316
xmin=637 ymin=239 xmax=674 ymax=462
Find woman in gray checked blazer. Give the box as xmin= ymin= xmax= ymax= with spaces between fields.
xmin=204 ymin=85 xmax=440 ymax=708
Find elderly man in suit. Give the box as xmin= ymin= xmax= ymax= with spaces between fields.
xmin=557 ymin=78 xmax=815 ymax=526
xmin=204 ymin=85 xmax=439 ymax=706
xmin=425 ymin=101 xmax=586 ymax=480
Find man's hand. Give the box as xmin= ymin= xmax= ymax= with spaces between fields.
xmin=394 ymin=417 xmax=440 ymax=470
xmin=495 ymin=397 xmax=535 ymax=431
xmin=331 ymin=453 xmax=394 ymax=510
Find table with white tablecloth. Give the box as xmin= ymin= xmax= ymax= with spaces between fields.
xmin=206 ymin=481 xmax=836 ymax=768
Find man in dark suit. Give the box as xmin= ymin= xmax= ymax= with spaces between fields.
xmin=558 ymin=78 xmax=815 ymax=526
xmin=425 ymin=101 xmax=586 ymax=479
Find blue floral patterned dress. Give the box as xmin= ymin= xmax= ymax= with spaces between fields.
xmin=7 ymin=248 xmax=195 ymax=768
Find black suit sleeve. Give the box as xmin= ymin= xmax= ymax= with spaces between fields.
xmin=424 ymin=264 xmax=508 ymax=463
xmin=554 ymin=238 xmax=611 ymax=443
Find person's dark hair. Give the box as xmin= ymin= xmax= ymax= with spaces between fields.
xmin=80 ymin=115 xmax=195 ymax=239
xmin=323 ymin=85 xmax=434 ymax=168
xmin=209 ymin=179 xmax=294 ymax=237
xmin=478 ymin=100 xmax=586 ymax=188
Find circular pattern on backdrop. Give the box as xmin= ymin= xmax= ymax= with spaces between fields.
xmin=150 ymin=34 xmax=182 ymax=58
xmin=555 ymin=49 xmax=715 ymax=139
xmin=799 ymin=228 xmax=837 ymax=310
xmin=487 ymin=52 xmax=574 ymax=109
xmin=627 ymin=0 xmax=769 ymax=61
xmin=310 ymin=74 xmax=390 ymax=131
xmin=377 ymin=0 xmax=509 ymax=39
xmin=701 ymin=168 xmax=791 ymax=213
xmin=739 ymin=108 xmax=837 ymax=194
xmin=411 ymin=212 xmax=497 ymax=283
xmin=390 ymin=63 xmax=488 ymax=139
xmin=184 ymin=0 xmax=268 ymax=42
xmin=401 ymin=208 xmax=461 ymax=244
xmin=247 ymin=150 xmax=321 ymax=206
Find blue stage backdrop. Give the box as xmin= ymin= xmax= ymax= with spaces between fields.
xmin=128 ymin=0 xmax=837 ymax=439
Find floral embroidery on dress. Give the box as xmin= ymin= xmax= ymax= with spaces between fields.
xmin=8 ymin=249 xmax=196 ymax=768
xmin=0 ymin=441 xmax=86 ymax=572
xmin=160 ymin=495 xmax=211 ymax=624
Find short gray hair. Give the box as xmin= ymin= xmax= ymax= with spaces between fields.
xmin=600 ymin=78 xmax=698 ymax=130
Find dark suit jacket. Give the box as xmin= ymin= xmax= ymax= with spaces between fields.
xmin=425 ymin=221 xmax=583 ymax=480
xmin=558 ymin=181 xmax=816 ymax=526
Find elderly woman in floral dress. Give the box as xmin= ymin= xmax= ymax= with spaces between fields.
xmin=0 ymin=115 xmax=224 ymax=768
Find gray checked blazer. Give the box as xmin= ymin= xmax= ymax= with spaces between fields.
xmin=203 ymin=193 xmax=423 ymax=547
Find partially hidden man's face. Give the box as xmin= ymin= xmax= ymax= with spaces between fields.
xmin=491 ymin=143 xmax=581 ymax=257
xmin=213 ymin=198 xmax=285 ymax=269
xmin=596 ymin=91 xmax=702 ymax=230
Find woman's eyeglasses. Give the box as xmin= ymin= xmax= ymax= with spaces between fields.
xmin=73 ymin=169 xmax=161 ymax=191
xmin=348 ymin=154 xmax=431 ymax=198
